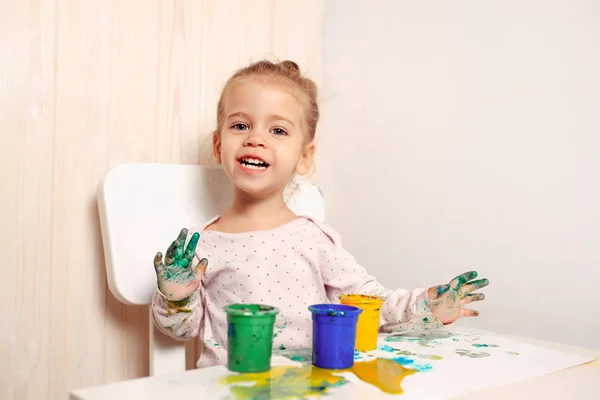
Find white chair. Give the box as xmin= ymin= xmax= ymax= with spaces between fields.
xmin=96 ymin=163 xmax=325 ymax=376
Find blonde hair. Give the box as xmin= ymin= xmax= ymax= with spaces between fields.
xmin=213 ymin=60 xmax=319 ymax=145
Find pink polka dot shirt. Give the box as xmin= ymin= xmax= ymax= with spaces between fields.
xmin=151 ymin=216 xmax=434 ymax=368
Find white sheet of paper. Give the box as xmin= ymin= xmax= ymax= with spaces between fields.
xmin=345 ymin=327 xmax=594 ymax=399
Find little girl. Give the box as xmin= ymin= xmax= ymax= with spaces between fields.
xmin=151 ymin=60 xmax=489 ymax=368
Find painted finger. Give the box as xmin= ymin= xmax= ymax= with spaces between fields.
xmin=461 ymin=278 xmax=489 ymax=294
xmin=450 ymin=271 xmax=478 ymax=290
xmin=174 ymin=228 xmax=188 ymax=259
xmin=460 ymin=293 xmax=485 ymax=306
xmin=153 ymin=252 xmax=166 ymax=278
xmin=460 ymin=308 xmax=480 ymax=318
xmin=184 ymin=232 xmax=200 ymax=263
xmin=164 ymin=240 xmax=178 ymax=265
xmin=194 ymin=258 xmax=208 ymax=276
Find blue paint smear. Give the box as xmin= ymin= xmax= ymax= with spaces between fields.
xmin=378 ymin=344 xmax=395 ymax=352
xmin=391 ymin=356 xmax=432 ymax=372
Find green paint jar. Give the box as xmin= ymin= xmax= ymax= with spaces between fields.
xmin=224 ymin=304 xmax=279 ymax=373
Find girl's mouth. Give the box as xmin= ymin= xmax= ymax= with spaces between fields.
xmin=238 ymin=157 xmax=270 ymax=171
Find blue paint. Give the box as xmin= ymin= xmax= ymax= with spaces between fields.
xmin=308 ymin=304 xmax=362 ymax=369
xmin=378 ymin=344 xmax=395 ymax=353
xmin=391 ymin=356 xmax=432 ymax=372
xmin=354 ymin=350 xmax=364 ymax=361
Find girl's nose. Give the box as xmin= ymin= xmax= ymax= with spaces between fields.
xmin=243 ymin=131 xmax=267 ymax=148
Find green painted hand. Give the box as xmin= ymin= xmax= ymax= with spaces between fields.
xmin=427 ymin=271 xmax=489 ymax=325
xmin=153 ymin=228 xmax=208 ymax=301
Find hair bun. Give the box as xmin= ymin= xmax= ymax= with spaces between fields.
xmin=281 ymin=60 xmax=300 ymax=75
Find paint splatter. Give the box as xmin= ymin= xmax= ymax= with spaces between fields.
xmin=378 ymin=344 xmax=395 ymax=352
xmin=390 ymin=356 xmax=432 ymax=372
xmin=273 ymin=322 xmax=288 ymax=339
xmin=452 ymin=338 xmax=459 ymax=342
xmin=279 ymin=344 xmax=286 ymax=350
xmin=455 ymin=349 xmax=491 ymax=358
xmin=221 ymin=359 xmax=422 ymax=398
xmin=420 ymin=354 xmax=444 ymax=360
xmin=275 ymin=347 xmax=312 ymax=363
xmin=472 ymin=343 xmax=499 ymax=348
xmin=396 ymin=350 xmax=416 ymax=356
xmin=385 ymin=331 xmax=453 ymax=347
xmin=506 ymin=351 xmax=520 ymax=356
xmin=220 ymin=366 xmax=347 ymax=399
xmin=350 ymin=358 xmax=417 ymax=394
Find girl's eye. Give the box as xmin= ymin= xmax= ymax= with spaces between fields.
xmin=271 ymin=127 xmax=288 ymax=136
xmin=232 ymin=123 xmax=249 ymax=131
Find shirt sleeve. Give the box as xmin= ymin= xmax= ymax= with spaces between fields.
xmin=310 ymin=219 xmax=440 ymax=327
xmin=151 ymin=286 xmax=205 ymax=341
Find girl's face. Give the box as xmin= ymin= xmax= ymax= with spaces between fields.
xmin=213 ymin=80 xmax=314 ymax=199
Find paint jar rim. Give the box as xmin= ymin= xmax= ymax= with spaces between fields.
xmin=308 ymin=304 xmax=362 ymax=317
xmin=224 ymin=303 xmax=280 ymax=318
xmin=339 ymin=294 xmax=385 ymax=305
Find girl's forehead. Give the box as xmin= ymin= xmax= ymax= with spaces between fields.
xmin=224 ymin=79 xmax=305 ymax=119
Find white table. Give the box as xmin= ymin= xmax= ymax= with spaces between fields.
xmin=70 ymin=331 xmax=599 ymax=400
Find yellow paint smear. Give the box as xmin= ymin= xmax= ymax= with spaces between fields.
xmin=221 ymin=358 xmax=417 ymax=398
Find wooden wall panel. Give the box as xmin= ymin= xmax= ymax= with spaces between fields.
xmin=0 ymin=1 xmax=324 ymax=398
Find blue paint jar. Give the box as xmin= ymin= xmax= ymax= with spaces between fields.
xmin=308 ymin=304 xmax=362 ymax=369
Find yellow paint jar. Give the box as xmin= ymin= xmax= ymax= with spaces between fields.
xmin=339 ymin=294 xmax=385 ymax=351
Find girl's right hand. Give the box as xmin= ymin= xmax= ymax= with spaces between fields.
xmin=153 ymin=228 xmax=208 ymax=301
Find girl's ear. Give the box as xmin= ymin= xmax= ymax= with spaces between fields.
xmin=212 ymin=132 xmax=222 ymax=164
xmin=296 ymin=142 xmax=315 ymax=175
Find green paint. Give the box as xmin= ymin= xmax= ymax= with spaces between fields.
xmin=455 ymin=349 xmax=491 ymax=358
xmin=164 ymin=325 xmax=174 ymax=332
xmin=436 ymin=284 xmax=450 ymax=297
xmin=396 ymin=350 xmax=416 ymax=356
xmin=472 ymin=343 xmax=499 ymax=348
xmin=421 ymin=354 xmax=443 ymax=360
xmin=279 ymin=344 xmax=286 ymax=350
xmin=326 ymin=309 xmax=346 ymax=316
xmin=167 ymin=295 xmax=193 ymax=309
xmin=224 ymin=304 xmax=279 ymax=373
xmin=385 ymin=331 xmax=455 ymax=347
xmin=221 ymin=365 xmax=348 ymax=399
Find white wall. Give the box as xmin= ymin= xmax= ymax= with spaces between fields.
xmin=321 ymin=0 xmax=600 ymax=349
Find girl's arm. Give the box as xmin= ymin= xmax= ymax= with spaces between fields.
xmin=311 ymin=220 xmax=438 ymax=327
xmin=151 ymin=287 xmax=205 ymax=340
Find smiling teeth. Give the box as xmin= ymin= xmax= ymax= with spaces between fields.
xmin=240 ymin=157 xmax=268 ymax=169
xmin=243 ymin=158 xmax=264 ymax=165
xmin=244 ymin=164 xmax=267 ymax=170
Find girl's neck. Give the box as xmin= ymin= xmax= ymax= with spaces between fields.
xmin=209 ymin=188 xmax=298 ymax=233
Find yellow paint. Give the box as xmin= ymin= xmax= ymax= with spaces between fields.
xmin=350 ymin=358 xmax=417 ymax=395
xmin=422 ymin=355 xmax=443 ymax=360
xmin=220 ymin=365 xmax=347 ymax=399
xmin=221 ymin=358 xmax=418 ymax=398
xmin=339 ymin=294 xmax=384 ymax=351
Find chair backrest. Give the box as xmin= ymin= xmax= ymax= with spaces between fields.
xmin=96 ymin=163 xmax=325 ymax=375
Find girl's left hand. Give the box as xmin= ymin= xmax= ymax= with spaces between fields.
xmin=427 ymin=271 xmax=489 ymax=325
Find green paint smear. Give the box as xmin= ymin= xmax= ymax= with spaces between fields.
xmin=472 ymin=343 xmax=499 ymax=348
xmin=385 ymin=331 xmax=455 ymax=347
xmin=221 ymin=365 xmax=347 ymax=399
xmin=455 ymin=349 xmax=491 ymax=358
